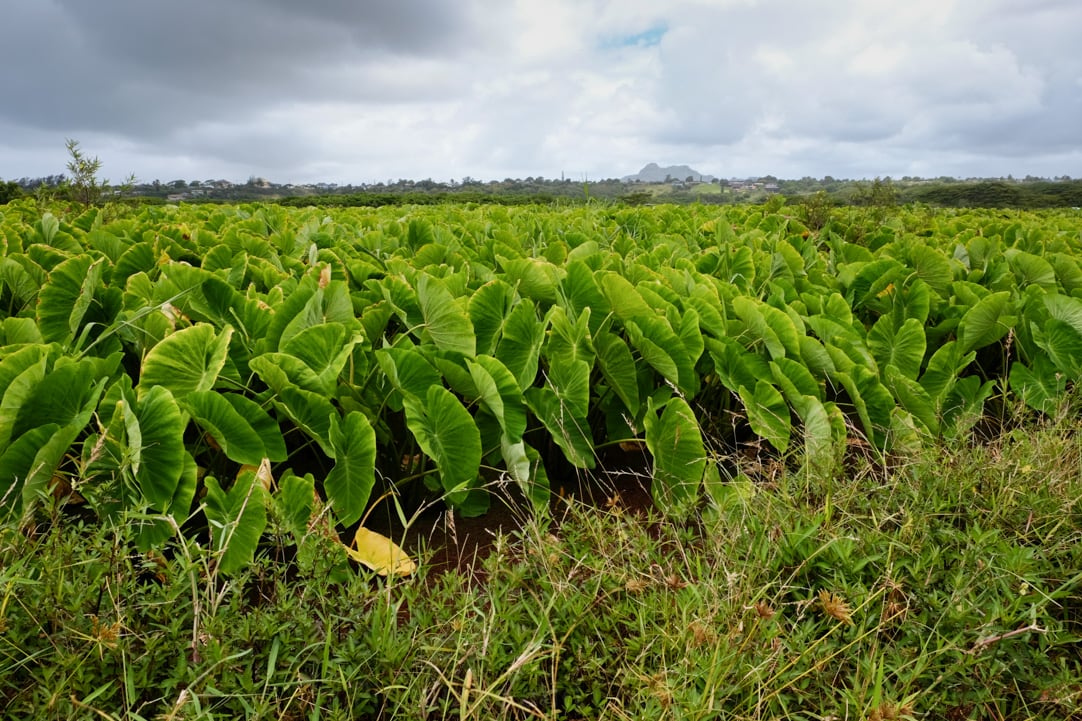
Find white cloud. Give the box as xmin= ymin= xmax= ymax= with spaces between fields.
xmin=0 ymin=0 xmax=1079 ymax=182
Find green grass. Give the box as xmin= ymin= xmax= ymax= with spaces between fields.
xmin=2 ymin=409 xmax=1081 ymax=719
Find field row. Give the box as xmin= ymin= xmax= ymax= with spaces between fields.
xmin=2 ymin=199 xmax=1081 ymax=569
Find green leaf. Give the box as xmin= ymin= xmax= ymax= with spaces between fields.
xmin=273 ymin=385 xmax=336 ymax=457
xmin=836 ymin=367 xmax=894 ymax=449
xmin=1038 ymin=319 xmax=1082 ymax=376
xmin=1009 ymin=357 xmax=1065 ymax=415
xmin=919 ymin=340 xmax=975 ymax=404
xmin=884 ymin=366 xmax=939 ymax=435
xmin=594 ymin=331 xmax=641 ymax=414
xmin=0 ymin=353 xmax=47 ymax=450
xmin=643 ymin=396 xmax=707 ymax=515
xmin=957 ymin=291 xmax=1014 ymax=355
xmin=221 ymin=394 xmax=287 ymax=462
xmin=249 ymin=352 xmax=319 ymax=395
xmin=0 ymin=424 xmax=63 ymax=520
xmin=468 ymin=355 xmax=527 ymax=442
xmin=204 ymin=470 xmax=268 ymax=574
xmin=738 ymin=381 xmax=791 ymax=454
xmin=1006 ymin=249 xmax=1057 ymax=290
xmin=276 ymin=472 xmax=315 ymax=537
xmin=324 ymin=412 xmax=377 ymax=527
xmin=134 ymin=386 xmax=186 ymax=512
xmin=403 ymin=386 xmax=483 ymax=508
xmin=625 ymin=319 xmax=679 ymax=386
xmin=36 ymin=255 xmax=105 ymax=345
xmin=546 ymin=355 xmax=591 ymax=419
xmin=281 ymin=323 xmax=361 ymax=394
xmin=0 ymin=317 xmax=43 ymax=346
xmin=138 ymin=324 xmax=234 ymax=400
xmin=1043 ymin=294 xmax=1082 ymax=337
xmin=524 ymin=386 xmax=595 ymax=469
xmin=184 ymin=391 xmax=269 ymax=467
xmin=417 ymin=274 xmax=475 ymax=356
xmin=770 ymin=357 xmax=822 ymax=402
xmin=495 ymin=299 xmax=545 ymax=390
xmin=468 ymin=279 xmax=515 ymax=356
xmin=796 ymin=395 xmax=835 ymax=477
xmin=599 ymin=272 xmax=654 ymax=321
xmin=559 ymin=260 xmax=610 ymax=334
xmin=375 ymin=346 xmax=442 ymax=401
xmin=867 ymin=316 xmax=927 ymax=380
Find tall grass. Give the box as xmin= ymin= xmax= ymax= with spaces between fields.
xmin=2 ymin=406 xmax=1080 ymax=719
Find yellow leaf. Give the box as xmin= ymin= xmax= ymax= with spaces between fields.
xmin=345 ymin=527 xmax=416 ymax=577
xmin=238 ymin=458 xmax=275 ymax=491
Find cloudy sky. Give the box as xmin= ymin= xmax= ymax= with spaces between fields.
xmin=2 ymin=0 xmax=1080 ymax=184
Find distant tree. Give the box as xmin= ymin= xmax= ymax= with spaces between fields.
xmin=64 ymin=138 xmax=105 ymax=206
xmin=0 ymin=180 xmax=23 ymax=204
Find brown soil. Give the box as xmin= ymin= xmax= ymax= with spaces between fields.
xmin=365 ymin=446 xmax=656 ymax=583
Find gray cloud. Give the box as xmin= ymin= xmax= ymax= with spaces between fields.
xmin=0 ymin=0 xmax=1079 ymax=183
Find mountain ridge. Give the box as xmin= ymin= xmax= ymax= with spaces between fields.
xmin=622 ymin=162 xmax=716 ymax=183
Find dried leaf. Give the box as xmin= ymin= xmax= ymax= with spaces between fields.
xmin=818 ymin=589 xmax=853 ymax=625
xmin=345 ymin=527 xmax=416 ymax=576
xmin=238 ymin=457 xmax=274 ymax=491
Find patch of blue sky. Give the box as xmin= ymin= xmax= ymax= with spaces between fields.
xmin=599 ymin=23 xmax=667 ymax=50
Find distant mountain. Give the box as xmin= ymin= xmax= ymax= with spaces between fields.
xmin=622 ymin=163 xmax=716 ymax=183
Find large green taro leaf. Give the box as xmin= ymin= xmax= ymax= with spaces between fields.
xmin=1043 ymin=294 xmax=1082 ymax=337
xmin=403 ymin=385 xmax=483 ymax=510
xmin=468 ymin=279 xmax=516 ymax=356
xmin=495 ymin=299 xmax=545 ymax=391
xmin=919 ymin=340 xmax=976 ymax=407
xmin=0 ymin=350 xmax=47 ymax=450
xmin=957 ymin=291 xmax=1014 ymax=355
xmin=324 ymin=411 xmax=377 ymax=527
xmin=546 ymin=355 xmax=591 ymax=419
xmin=468 ymin=355 xmax=527 ymax=442
xmin=272 ymin=385 xmax=336 ymax=457
xmin=867 ymin=316 xmax=926 ymax=380
xmin=1005 ymin=249 xmax=1057 ymax=291
xmin=468 ymin=355 xmax=544 ymax=509
xmin=644 ymin=396 xmax=708 ymax=515
xmin=417 ymin=274 xmax=475 ymax=356
xmin=0 ymin=317 xmax=43 ymax=346
xmin=133 ymin=385 xmax=186 ymax=512
xmin=137 ymin=324 xmax=233 ymax=400
xmin=0 ymin=424 xmax=68 ymax=520
xmin=280 ymin=322 xmax=362 ymax=394
xmin=791 ymin=395 xmax=838 ymax=478
xmin=375 ymin=346 xmax=442 ymax=402
xmin=1035 ymin=319 xmax=1082 ymax=377
xmin=599 ymin=272 xmax=654 ymax=322
xmin=594 ymin=330 xmax=641 ymax=415
xmin=738 ymin=381 xmax=791 ymax=454
xmin=221 ymin=394 xmax=287 ymax=461
xmin=525 ymin=386 xmax=595 ymax=470
xmin=184 ymin=391 xmax=275 ymax=467
xmin=1009 ymin=356 xmax=1065 ymax=415
xmin=36 ymin=254 xmax=105 ymax=346
xmin=836 ymin=366 xmax=894 ymax=449
xmin=13 ymin=359 xmax=109 ymax=440
xmin=732 ymin=296 xmax=801 ymax=360
xmin=0 ymin=257 xmax=41 ymax=315
xmin=884 ymin=366 xmax=939 ymax=435
xmin=559 ymin=260 xmax=610 ymax=335
xmin=204 ymin=470 xmax=267 ymax=575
